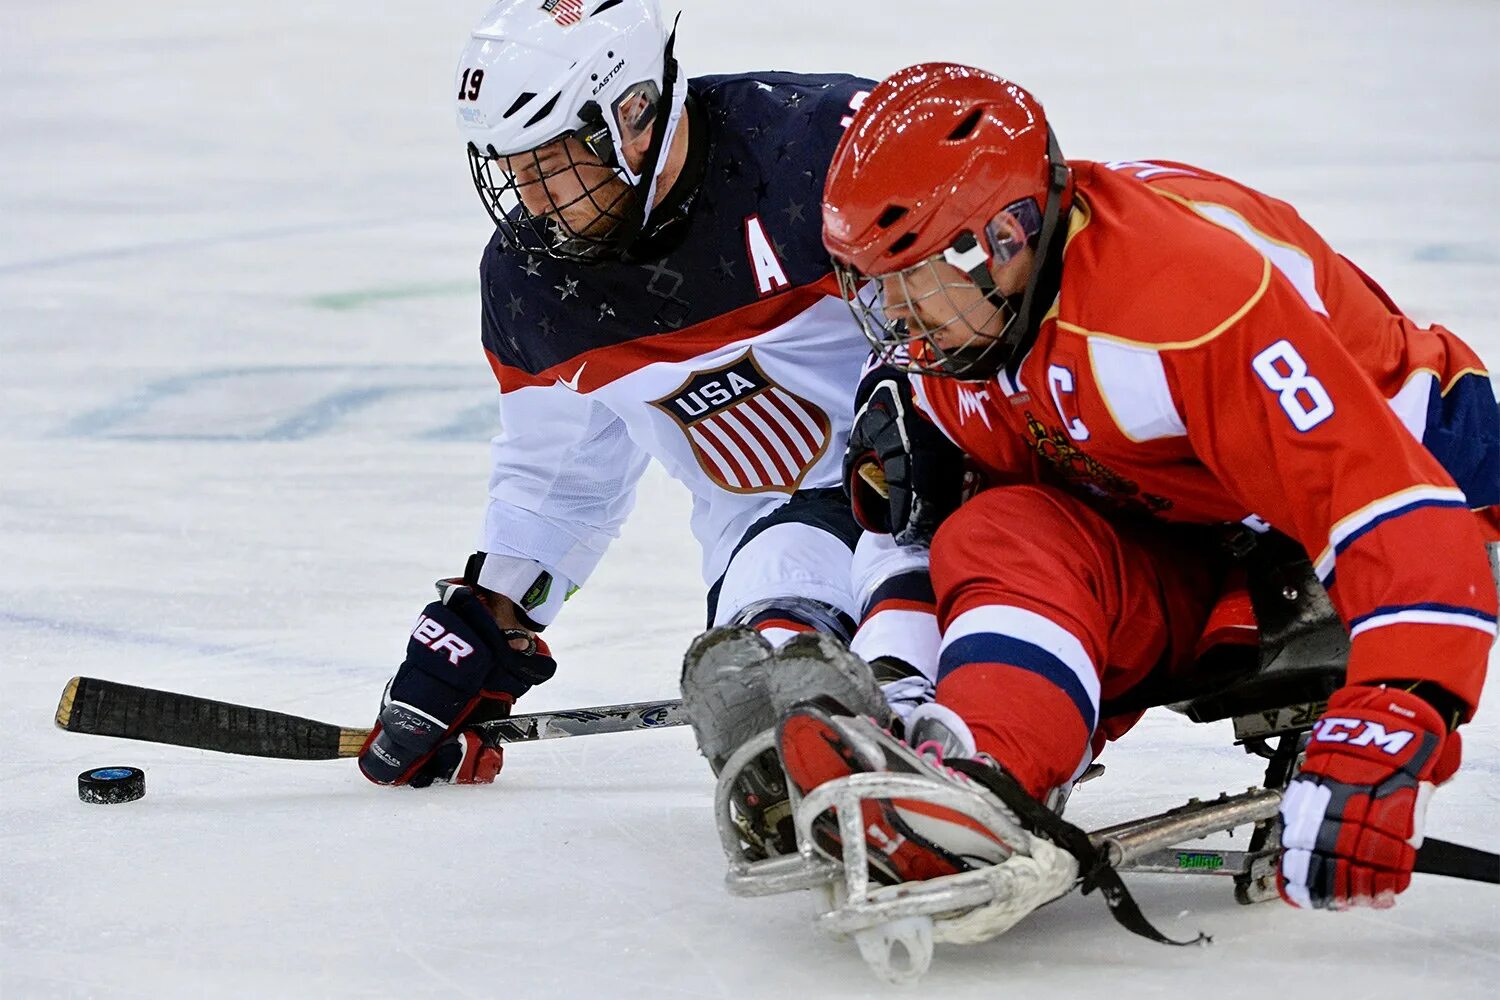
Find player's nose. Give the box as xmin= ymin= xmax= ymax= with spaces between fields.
xmin=877 ymin=279 xmax=914 ymax=318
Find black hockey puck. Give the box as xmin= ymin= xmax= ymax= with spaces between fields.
xmin=78 ymin=766 xmax=145 ymax=804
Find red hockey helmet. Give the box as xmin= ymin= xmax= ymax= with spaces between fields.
xmin=823 ymin=63 xmax=1071 ymax=378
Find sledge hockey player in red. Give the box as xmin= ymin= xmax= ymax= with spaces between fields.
xmin=776 ymin=62 xmax=1498 ymax=924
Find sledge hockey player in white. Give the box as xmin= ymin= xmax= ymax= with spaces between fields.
xmin=355 ymin=0 xmax=933 ymax=860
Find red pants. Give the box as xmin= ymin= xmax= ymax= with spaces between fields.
xmin=930 ymin=484 xmax=1228 ymax=799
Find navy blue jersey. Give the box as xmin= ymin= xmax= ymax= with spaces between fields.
xmin=481 ymin=72 xmax=872 ymax=379
xmin=470 ymin=71 xmax=880 ymax=622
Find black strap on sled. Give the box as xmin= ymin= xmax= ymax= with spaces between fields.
xmin=949 ymin=758 xmax=1210 ymax=948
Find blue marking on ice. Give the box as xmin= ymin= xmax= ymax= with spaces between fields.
xmin=0 ymin=219 xmax=406 ymax=277
xmin=1413 ymin=243 xmax=1500 ymax=264
xmin=417 ymin=402 xmax=499 ymax=442
xmin=0 ymin=610 xmax=317 ymax=666
xmin=59 ymin=365 xmax=492 ymax=442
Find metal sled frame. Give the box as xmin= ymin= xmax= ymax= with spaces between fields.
xmin=713 ymin=543 xmax=1500 ymax=977
xmin=715 ymin=730 xmax=1295 ymax=901
xmin=714 ymin=548 xmax=1345 ymax=911
xmin=713 ymin=731 xmax=1292 ymax=985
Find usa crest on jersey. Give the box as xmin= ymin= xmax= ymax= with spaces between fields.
xmin=652 ymin=350 xmax=831 ymax=494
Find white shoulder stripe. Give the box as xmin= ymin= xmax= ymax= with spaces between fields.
xmin=1349 ymin=609 xmax=1498 ymax=639
xmin=1087 ymin=339 xmax=1188 ymax=442
xmin=1192 ymin=203 xmax=1328 ymax=317
xmin=1387 ymin=369 xmax=1436 ymax=443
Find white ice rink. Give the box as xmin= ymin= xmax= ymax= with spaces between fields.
xmin=3 ymin=1 xmax=1498 ymax=996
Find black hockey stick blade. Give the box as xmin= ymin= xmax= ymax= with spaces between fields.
xmin=55 ymin=676 xmax=683 ymax=760
xmin=56 ymin=676 xmax=355 ymax=759
xmin=1416 ymin=837 xmax=1500 ymax=884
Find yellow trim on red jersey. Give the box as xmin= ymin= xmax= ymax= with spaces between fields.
xmin=1147 ymin=188 xmax=1315 ymax=258
xmin=1444 ymin=366 xmax=1491 ymax=393
xmin=1056 ymin=256 xmax=1272 ymax=352
xmin=1312 ymin=483 xmax=1471 ymax=579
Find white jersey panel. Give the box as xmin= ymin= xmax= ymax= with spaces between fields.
xmin=587 ymin=295 xmax=867 ymax=583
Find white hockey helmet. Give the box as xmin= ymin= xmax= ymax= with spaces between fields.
xmin=456 ymin=0 xmax=686 ymax=261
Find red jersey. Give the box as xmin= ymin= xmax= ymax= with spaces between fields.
xmin=912 ymin=160 xmax=1499 ymax=714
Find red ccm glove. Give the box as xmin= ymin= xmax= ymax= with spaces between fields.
xmin=1278 ymin=685 xmax=1461 ymax=909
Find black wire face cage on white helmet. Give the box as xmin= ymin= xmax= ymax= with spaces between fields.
xmin=834 ymin=198 xmax=1039 ymax=379
xmin=467 ymin=36 xmax=679 ymax=265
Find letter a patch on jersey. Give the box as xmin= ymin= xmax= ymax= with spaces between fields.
xmin=744 ymin=215 xmax=790 ymax=296
xmin=651 ymin=349 xmax=830 ymax=494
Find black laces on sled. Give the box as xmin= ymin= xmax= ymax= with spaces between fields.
xmin=948 ymin=758 xmax=1211 ymax=948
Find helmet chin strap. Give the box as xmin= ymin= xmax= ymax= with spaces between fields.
xmin=615 ymin=17 xmax=681 ymax=261
xmin=1002 ymin=129 xmax=1070 ymax=378
xmin=940 ymin=128 xmax=1070 ymax=381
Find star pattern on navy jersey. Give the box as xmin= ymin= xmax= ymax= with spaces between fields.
xmin=479 ymin=73 xmax=875 ymax=373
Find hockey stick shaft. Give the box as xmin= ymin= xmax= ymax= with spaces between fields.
xmin=1116 ymin=840 xmax=1496 ymax=884
xmin=1095 ymin=787 xmax=1498 ymax=885
xmin=1412 ymin=837 xmax=1500 ymax=884
xmin=54 ymin=676 xmax=683 ymax=760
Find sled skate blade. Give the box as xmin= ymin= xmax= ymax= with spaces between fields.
xmin=854 ymin=915 xmax=935 ymax=986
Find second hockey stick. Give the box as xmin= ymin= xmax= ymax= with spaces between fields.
xmin=54 ymin=675 xmax=683 ymax=760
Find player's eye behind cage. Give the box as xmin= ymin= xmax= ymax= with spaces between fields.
xmin=467 ymin=138 xmax=639 ymax=262
xmin=833 ymin=261 xmax=1006 ymax=378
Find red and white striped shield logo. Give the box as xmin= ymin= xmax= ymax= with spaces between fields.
xmin=652 ymin=350 xmax=831 ymax=495
xmin=540 ymin=0 xmax=584 ymax=27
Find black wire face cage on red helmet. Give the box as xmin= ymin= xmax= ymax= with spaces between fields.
xmin=467 ymin=33 xmax=679 ymax=265
xmin=835 ymin=129 xmax=1072 ymax=381
xmin=834 ymin=198 xmax=1040 ymax=379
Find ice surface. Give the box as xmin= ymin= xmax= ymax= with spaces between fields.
xmin=3 ymin=2 xmax=1497 ymax=997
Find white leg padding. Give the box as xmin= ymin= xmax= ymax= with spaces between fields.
xmin=713 ymin=521 xmax=859 ymax=626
